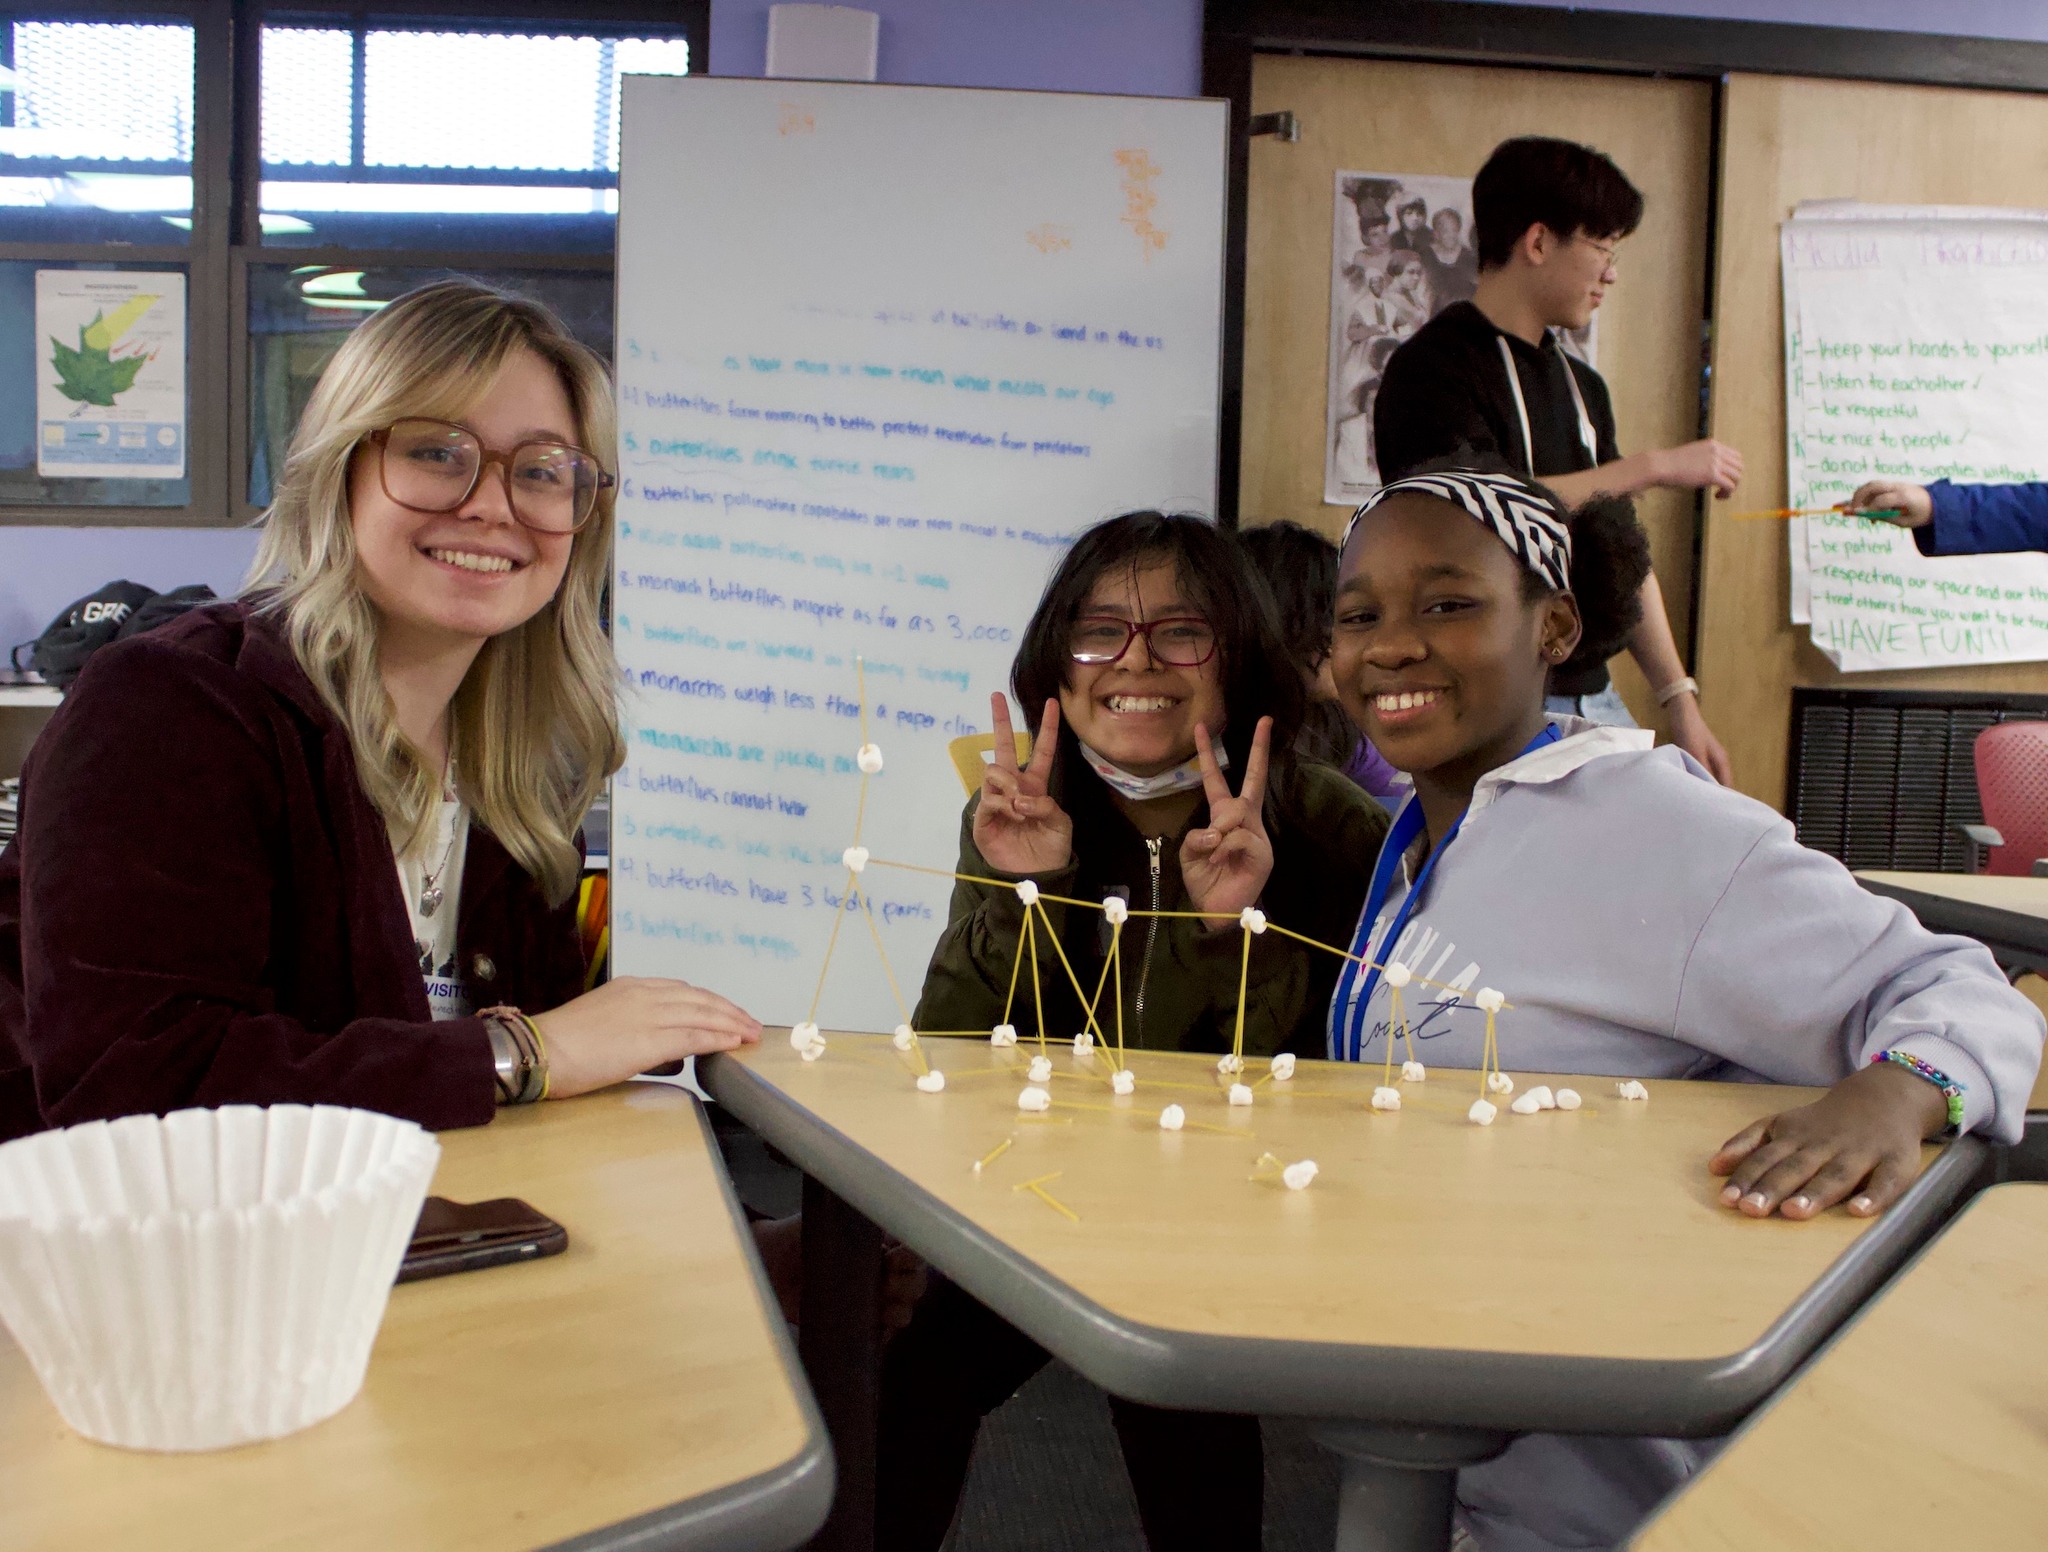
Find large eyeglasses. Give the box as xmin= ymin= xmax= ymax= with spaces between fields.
xmin=366 ymin=418 xmax=614 ymax=534
xmin=1067 ymin=615 xmax=1218 ymax=667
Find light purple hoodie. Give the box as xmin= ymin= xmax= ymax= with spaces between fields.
xmin=1329 ymin=718 xmax=2045 ymax=1552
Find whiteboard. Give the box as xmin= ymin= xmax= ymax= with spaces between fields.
xmin=1782 ymin=208 xmax=2048 ymax=671
xmin=611 ymin=77 xmax=1226 ymax=1030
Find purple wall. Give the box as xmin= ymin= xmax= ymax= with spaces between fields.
xmin=710 ymin=0 xmax=1205 ymax=96
xmin=0 ymin=528 xmax=258 ymax=659
xmin=1474 ymin=0 xmax=2048 ymax=41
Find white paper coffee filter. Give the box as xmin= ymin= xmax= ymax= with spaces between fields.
xmin=0 ymin=1105 xmax=439 ymax=1451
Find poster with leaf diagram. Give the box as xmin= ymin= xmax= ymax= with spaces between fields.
xmin=36 ymin=271 xmax=186 ymax=479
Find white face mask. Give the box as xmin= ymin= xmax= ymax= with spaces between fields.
xmin=1077 ymin=738 xmax=1227 ymax=802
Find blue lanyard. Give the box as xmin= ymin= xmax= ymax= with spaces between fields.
xmin=1330 ymin=723 xmax=1561 ymax=1061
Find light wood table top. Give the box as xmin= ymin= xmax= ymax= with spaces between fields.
xmin=1858 ymin=869 xmax=2048 ymax=922
xmin=704 ymin=1035 xmax=1977 ymax=1437
xmin=1633 ymin=1181 xmax=2048 ymax=1551
xmin=0 ymin=1085 xmax=829 ymax=1552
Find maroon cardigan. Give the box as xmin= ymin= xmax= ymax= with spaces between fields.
xmin=0 ymin=601 xmax=586 ymax=1143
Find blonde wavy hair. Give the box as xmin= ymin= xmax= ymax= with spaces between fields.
xmin=248 ymin=277 xmax=622 ymax=905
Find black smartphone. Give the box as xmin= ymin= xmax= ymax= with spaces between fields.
xmin=397 ymin=1195 xmax=569 ymax=1283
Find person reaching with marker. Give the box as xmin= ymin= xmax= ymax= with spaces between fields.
xmin=1848 ymin=475 xmax=2048 ymax=556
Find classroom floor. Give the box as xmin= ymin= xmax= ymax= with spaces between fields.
xmin=710 ymin=1108 xmax=1340 ymax=1550
xmin=945 ymin=1360 xmax=1339 ymax=1551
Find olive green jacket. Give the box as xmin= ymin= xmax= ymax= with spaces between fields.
xmin=912 ymin=761 xmax=1390 ymax=1059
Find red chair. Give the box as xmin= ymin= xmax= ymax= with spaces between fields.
xmin=1966 ymin=722 xmax=2048 ymax=876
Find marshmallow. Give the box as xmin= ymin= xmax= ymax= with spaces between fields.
xmin=799 ymin=1036 xmax=827 ymax=1063
xmin=1487 ymin=1072 xmax=1515 ymax=1095
xmin=990 ymin=1024 xmax=1018 ymax=1046
xmin=1475 ymin=987 xmax=1505 ymax=1013
xmin=1014 ymin=879 xmax=1040 ymax=907
xmin=1616 ymin=1080 xmax=1649 ymax=1102
xmin=1111 ymin=1069 xmax=1136 ymax=1095
xmin=1556 ymin=1088 xmax=1583 ymax=1110
xmin=1527 ymin=1085 xmax=1556 ymax=1111
xmin=1282 ymin=1160 xmax=1319 ymax=1192
xmin=1103 ymin=895 xmax=1129 ymax=926
xmin=1370 ymin=1086 xmax=1402 ymax=1111
xmin=856 ymin=743 xmax=885 ymax=774
xmin=1228 ymin=1083 xmax=1254 ymax=1107
xmin=1073 ymin=1031 xmax=1094 ymax=1055
xmin=1510 ymin=1092 xmax=1542 ymax=1115
xmin=1239 ymin=907 xmax=1268 ymax=934
xmin=1401 ymin=1060 xmax=1427 ymax=1082
xmin=841 ymin=845 xmax=870 ymax=874
xmin=1271 ymin=1053 xmax=1297 ymax=1081
xmin=1027 ymin=1055 xmax=1053 ymax=1083
xmin=1018 ymin=1086 xmax=1052 ymax=1112
xmin=892 ymin=1024 xmax=915 ymax=1051
xmin=1159 ymin=1104 xmax=1186 ymax=1131
xmin=790 ymin=1021 xmax=821 ymax=1052
xmin=1384 ymin=960 xmax=1412 ymax=988
xmin=1217 ymin=1053 xmax=1244 ymax=1075
xmin=916 ymin=1071 xmax=946 ymax=1094
xmin=1468 ymin=1099 xmax=1498 ymax=1126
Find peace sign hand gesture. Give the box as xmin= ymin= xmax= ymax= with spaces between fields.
xmin=1180 ymin=718 xmax=1275 ymax=926
xmin=972 ymin=692 xmax=1074 ymax=878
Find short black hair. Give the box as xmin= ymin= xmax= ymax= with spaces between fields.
xmin=1400 ymin=453 xmax=1649 ymax=678
xmin=1010 ymin=512 xmax=1305 ymax=793
xmin=1396 ymin=197 xmax=1428 ymax=223
xmin=1472 ymin=136 xmax=1643 ymax=271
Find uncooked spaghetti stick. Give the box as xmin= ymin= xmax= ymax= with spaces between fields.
xmin=1024 ymin=908 xmax=1049 ymax=1052
xmin=803 ymin=870 xmax=859 ymax=1025
xmin=1264 ymin=920 xmax=1370 ymax=966
xmin=868 ymin=856 xmax=1019 ymax=890
xmin=999 ymin=908 xmax=1031 ymax=1028
xmin=1381 ymin=986 xmax=1403 ymax=1090
xmin=1028 ymin=1183 xmax=1081 ymax=1222
xmin=1031 ymin=899 xmax=1113 ymax=1056
xmin=1231 ymin=925 xmax=1253 ymax=1065
xmin=1011 ymin=1171 xmax=1063 ymax=1192
xmin=973 ymin=1137 xmax=1013 ymax=1171
xmin=1112 ymin=924 xmax=1126 ymax=1064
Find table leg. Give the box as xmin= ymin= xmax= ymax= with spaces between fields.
xmin=1307 ymin=1423 xmax=1510 ymax=1552
xmin=799 ymin=1174 xmax=884 ymax=1552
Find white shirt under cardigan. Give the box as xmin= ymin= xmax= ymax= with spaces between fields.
xmin=391 ymin=796 xmax=471 ymax=1022
xmin=1327 ymin=717 xmax=2045 ymax=1552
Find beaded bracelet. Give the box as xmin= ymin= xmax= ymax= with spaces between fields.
xmin=1870 ymin=1049 xmax=1966 ymax=1133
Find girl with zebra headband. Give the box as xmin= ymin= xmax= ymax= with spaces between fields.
xmin=1328 ymin=461 xmax=2042 ymax=1551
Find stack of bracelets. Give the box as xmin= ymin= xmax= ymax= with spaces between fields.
xmin=482 ymin=1006 xmax=550 ymax=1105
xmin=1871 ymin=1048 xmax=1966 ymax=1134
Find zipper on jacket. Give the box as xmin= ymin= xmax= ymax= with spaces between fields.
xmin=1132 ymin=837 xmax=1164 ymax=1043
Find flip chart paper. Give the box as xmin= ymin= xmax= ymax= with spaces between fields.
xmin=1782 ymin=213 xmax=2048 ymax=670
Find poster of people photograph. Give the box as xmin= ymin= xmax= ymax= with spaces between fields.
xmin=1325 ymin=170 xmax=1595 ymax=504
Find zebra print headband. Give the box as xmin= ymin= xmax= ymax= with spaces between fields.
xmin=1343 ymin=471 xmax=1573 ymax=594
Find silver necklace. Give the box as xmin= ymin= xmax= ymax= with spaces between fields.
xmin=416 ymin=751 xmax=460 ymax=919
xmin=417 ymin=826 xmax=456 ymax=919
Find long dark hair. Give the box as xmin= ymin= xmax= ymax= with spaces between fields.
xmin=1011 ymin=512 xmax=1305 ymax=800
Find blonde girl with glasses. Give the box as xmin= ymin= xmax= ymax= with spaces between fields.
xmin=0 ymin=278 xmax=759 ymax=1142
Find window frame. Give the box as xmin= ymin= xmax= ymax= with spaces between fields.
xmin=0 ymin=0 xmax=707 ymax=528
